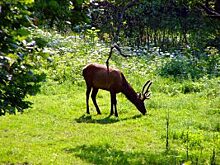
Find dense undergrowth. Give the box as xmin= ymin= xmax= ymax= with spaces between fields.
xmin=0 ymin=29 xmax=219 ymax=164
xmin=32 ymin=28 xmax=220 ymax=96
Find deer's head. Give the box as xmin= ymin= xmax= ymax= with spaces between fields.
xmin=136 ymin=80 xmax=152 ymax=115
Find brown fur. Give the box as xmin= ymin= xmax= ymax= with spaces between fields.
xmin=83 ymin=63 xmax=150 ymax=117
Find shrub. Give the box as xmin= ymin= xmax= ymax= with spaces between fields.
xmin=0 ymin=1 xmax=46 ymax=115
xmin=0 ymin=55 xmax=46 ymax=115
xmin=158 ymin=48 xmax=220 ymax=80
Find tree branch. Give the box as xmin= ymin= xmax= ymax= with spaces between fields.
xmin=106 ymin=44 xmax=128 ymax=73
xmin=106 ymin=0 xmax=140 ymax=72
xmin=200 ymin=3 xmax=220 ymax=18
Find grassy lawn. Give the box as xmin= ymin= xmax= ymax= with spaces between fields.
xmin=0 ymin=79 xmax=219 ymax=164
xmin=0 ymin=31 xmax=219 ymax=164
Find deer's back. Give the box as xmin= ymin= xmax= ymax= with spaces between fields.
xmin=83 ymin=63 xmax=124 ymax=92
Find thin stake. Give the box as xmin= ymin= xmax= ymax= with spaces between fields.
xmin=166 ymin=109 xmax=170 ymax=151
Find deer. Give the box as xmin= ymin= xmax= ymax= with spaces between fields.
xmin=82 ymin=63 xmax=152 ymax=117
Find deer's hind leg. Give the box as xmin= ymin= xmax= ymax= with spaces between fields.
xmin=86 ymin=86 xmax=91 ymax=114
xmin=91 ymin=88 xmax=101 ymax=115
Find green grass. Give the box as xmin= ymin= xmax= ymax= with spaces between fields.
xmin=0 ymin=80 xmax=219 ymax=164
xmin=0 ymin=30 xmax=220 ymax=164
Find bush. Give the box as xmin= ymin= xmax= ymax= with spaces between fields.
xmin=0 ymin=1 xmax=46 ymax=115
xmin=158 ymin=48 xmax=220 ymax=80
xmin=0 ymin=55 xmax=46 ymax=115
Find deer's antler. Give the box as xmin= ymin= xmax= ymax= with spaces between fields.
xmin=141 ymin=80 xmax=152 ymax=100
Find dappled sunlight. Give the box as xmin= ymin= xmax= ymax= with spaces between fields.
xmin=63 ymin=144 xmax=184 ymax=165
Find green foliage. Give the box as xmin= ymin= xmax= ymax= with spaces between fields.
xmin=0 ymin=1 xmax=46 ymax=115
xmin=90 ymin=0 xmax=220 ymax=53
xmin=0 ymin=55 xmax=46 ymax=115
xmin=31 ymin=29 xmax=219 ymax=97
xmin=33 ymin=0 xmax=90 ymax=30
xmin=28 ymin=28 xmax=108 ymax=84
xmin=158 ymin=48 xmax=220 ymax=80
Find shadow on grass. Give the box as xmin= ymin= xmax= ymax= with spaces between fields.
xmin=75 ymin=114 xmax=143 ymax=124
xmin=64 ymin=144 xmax=183 ymax=165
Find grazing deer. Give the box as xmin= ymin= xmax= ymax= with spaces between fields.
xmin=82 ymin=63 xmax=152 ymax=117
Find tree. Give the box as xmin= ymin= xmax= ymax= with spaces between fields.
xmin=0 ymin=0 xmax=45 ymax=115
xmin=90 ymin=0 xmax=220 ymax=52
xmin=33 ymin=0 xmax=90 ymax=30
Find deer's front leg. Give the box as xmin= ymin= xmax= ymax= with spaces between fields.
xmin=110 ymin=92 xmax=114 ymax=116
xmin=110 ymin=92 xmax=118 ymax=117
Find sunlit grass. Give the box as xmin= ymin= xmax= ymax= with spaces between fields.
xmin=0 ymin=79 xmax=219 ymax=164
xmin=0 ymin=30 xmax=219 ymax=164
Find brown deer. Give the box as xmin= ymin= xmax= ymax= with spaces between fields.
xmin=82 ymin=63 xmax=152 ymax=117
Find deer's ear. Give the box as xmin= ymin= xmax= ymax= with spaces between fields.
xmin=137 ymin=93 xmax=141 ymax=99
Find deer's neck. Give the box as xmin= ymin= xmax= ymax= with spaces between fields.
xmin=122 ymin=82 xmax=138 ymax=105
